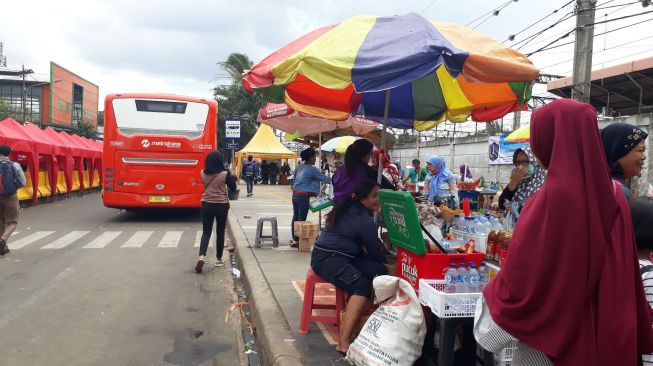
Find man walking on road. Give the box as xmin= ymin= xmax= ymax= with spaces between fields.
xmin=0 ymin=145 xmax=26 ymax=255
xmin=241 ymin=155 xmax=258 ymax=197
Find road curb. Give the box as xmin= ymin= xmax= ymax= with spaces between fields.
xmin=227 ymin=212 xmax=307 ymax=366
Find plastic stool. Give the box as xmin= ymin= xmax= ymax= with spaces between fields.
xmin=299 ymin=268 xmax=347 ymax=334
xmin=255 ymin=216 xmax=279 ymax=248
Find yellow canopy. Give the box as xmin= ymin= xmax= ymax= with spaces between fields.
xmin=234 ymin=124 xmax=297 ymax=176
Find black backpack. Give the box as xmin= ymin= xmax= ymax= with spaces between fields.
xmin=244 ymin=162 xmax=255 ymax=177
xmin=0 ymin=161 xmax=20 ymax=196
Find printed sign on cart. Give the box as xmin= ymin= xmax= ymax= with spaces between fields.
xmin=225 ymin=119 xmax=240 ymax=139
xmin=488 ymin=134 xmax=529 ymax=165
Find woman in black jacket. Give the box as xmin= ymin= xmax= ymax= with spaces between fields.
xmin=311 ymin=180 xmax=387 ymax=354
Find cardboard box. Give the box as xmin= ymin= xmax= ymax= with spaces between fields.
xmin=299 ymin=237 xmax=316 ymax=252
xmin=294 ymin=221 xmax=319 ymax=239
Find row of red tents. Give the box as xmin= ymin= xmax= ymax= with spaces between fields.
xmin=0 ymin=118 xmax=103 ymax=205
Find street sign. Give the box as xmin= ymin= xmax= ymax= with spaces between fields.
xmin=225 ymin=119 xmax=240 ymax=139
xmin=226 ymin=139 xmax=239 ymax=149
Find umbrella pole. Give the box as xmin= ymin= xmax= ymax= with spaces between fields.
xmin=377 ymin=89 xmax=391 ymax=185
xmin=318 ymin=131 xmax=322 ymax=228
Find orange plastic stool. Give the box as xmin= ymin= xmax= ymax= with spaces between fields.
xmin=299 ymin=268 xmax=347 ymax=334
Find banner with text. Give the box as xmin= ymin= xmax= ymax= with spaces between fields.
xmin=488 ymin=134 xmax=529 ymax=165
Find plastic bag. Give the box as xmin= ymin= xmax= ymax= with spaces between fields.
xmin=346 ymin=276 xmax=426 ymax=366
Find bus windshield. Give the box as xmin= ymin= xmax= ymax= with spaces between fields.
xmin=112 ymin=98 xmax=209 ymax=138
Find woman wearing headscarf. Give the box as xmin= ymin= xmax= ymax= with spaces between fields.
xmin=332 ymin=139 xmax=395 ymax=202
xmin=196 ymin=151 xmax=237 ymax=273
xmin=459 ymin=164 xmax=473 ymax=181
xmin=601 ymin=122 xmax=648 ymax=198
xmin=372 ymin=150 xmax=403 ymax=190
xmin=475 ymin=99 xmax=653 ymax=366
xmin=497 ymin=146 xmax=547 ymax=211
xmin=424 ymin=156 xmax=458 ymax=207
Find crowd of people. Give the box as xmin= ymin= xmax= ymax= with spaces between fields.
xmin=190 ymin=98 xmax=653 ymax=363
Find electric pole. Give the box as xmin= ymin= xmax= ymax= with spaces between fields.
xmin=571 ymin=0 xmax=596 ymax=102
xmin=22 ymin=64 xmax=26 ymax=122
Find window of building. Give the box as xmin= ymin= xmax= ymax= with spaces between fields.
xmin=72 ymin=83 xmax=83 ymax=127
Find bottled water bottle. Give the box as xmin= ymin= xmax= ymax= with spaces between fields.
xmin=475 ymin=218 xmax=489 ymax=235
xmin=451 ymin=214 xmax=464 ymax=231
xmin=464 ymin=217 xmax=475 ymax=233
xmin=444 ymin=263 xmax=458 ymax=293
xmin=478 ymin=263 xmax=489 ymax=290
xmin=490 ymin=216 xmax=503 ymax=232
xmin=456 ymin=263 xmax=469 ymax=293
xmin=468 ymin=263 xmax=480 ymax=293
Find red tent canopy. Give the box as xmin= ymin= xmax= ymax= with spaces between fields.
xmin=0 ymin=119 xmax=42 ymax=204
xmin=25 ymin=124 xmax=75 ymax=198
xmin=58 ymin=131 xmax=96 ymax=190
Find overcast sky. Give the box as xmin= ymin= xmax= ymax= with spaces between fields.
xmin=2 ymin=0 xmax=651 ymax=113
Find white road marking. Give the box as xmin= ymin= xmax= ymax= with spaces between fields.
xmin=159 ymin=231 xmax=183 ymax=248
xmin=83 ymin=231 xmax=122 ymax=249
xmin=122 ymin=231 xmax=154 ymax=248
xmin=41 ymin=231 xmax=91 ymax=249
xmin=9 ymin=231 xmax=56 ymax=249
xmin=0 ymin=268 xmax=74 ymax=329
xmin=10 ymin=231 xmax=19 ymax=236
xmin=256 ymin=213 xmax=293 ymax=216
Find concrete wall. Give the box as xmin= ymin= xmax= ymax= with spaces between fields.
xmin=390 ymin=112 xmax=653 ymax=189
xmin=390 ymin=134 xmax=514 ymax=185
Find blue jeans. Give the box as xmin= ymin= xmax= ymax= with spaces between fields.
xmin=244 ymin=176 xmax=254 ymax=195
xmin=291 ymin=194 xmax=311 ymax=241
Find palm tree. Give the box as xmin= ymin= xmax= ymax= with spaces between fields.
xmin=218 ymin=53 xmax=254 ymax=84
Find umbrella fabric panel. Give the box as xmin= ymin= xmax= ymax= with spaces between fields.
xmin=271 ymin=16 xmax=376 ymax=89
xmin=434 ymin=21 xmax=539 ymax=83
xmin=243 ymin=24 xmax=338 ymax=91
xmin=352 ymin=13 xmax=467 ymax=93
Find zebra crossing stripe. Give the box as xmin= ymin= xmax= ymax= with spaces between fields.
xmin=83 ymin=231 xmax=122 ymax=249
xmin=194 ymin=231 xmax=215 ymax=248
xmin=10 ymin=231 xmax=56 ymax=249
xmin=122 ymin=231 xmax=154 ymax=248
xmin=42 ymin=231 xmax=91 ymax=249
xmin=159 ymin=231 xmax=183 ymax=248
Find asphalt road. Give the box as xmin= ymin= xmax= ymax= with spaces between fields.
xmin=0 ymin=193 xmax=245 ymax=366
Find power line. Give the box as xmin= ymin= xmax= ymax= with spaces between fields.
xmin=472 ymin=0 xmax=520 ymax=29
xmin=504 ymin=0 xmax=575 ymax=42
xmin=526 ymin=12 xmax=653 ymax=56
xmin=555 ymin=47 xmax=653 ymax=75
xmin=583 ymin=8 xmax=653 ymax=27
xmin=420 ymin=0 xmax=439 ymax=14
xmin=539 ymin=34 xmax=653 ymax=70
xmin=465 ymin=0 xmax=516 ymax=28
xmin=510 ymin=0 xmax=642 ymax=49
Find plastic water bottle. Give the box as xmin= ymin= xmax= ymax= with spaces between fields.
xmin=490 ymin=216 xmax=503 ymax=232
xmin=478 ymin=263 xmax=489 ymax=289
xmin=475 ymin=218 xmax=489 ymax=235
xmin=468 ymin=263 xmax=480 ymax=293
xmin=444 ymin=263 xmax=458 ymax=293
xmin=451 ymin=214 xmax=464 ymax=231
xmin=456 ymin=263 xmax=469 ymax=293
xmin=464 ymin=217 xmax=475 ymax=233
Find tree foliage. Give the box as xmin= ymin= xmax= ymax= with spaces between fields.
xmin=97 ymin=111 xmax=104 ymax=127
xmin=0 ymin=98 xmax=23 ymax=122
xmin=73 ymin=121 xmax=99 ymax=139
xmin=213 ymin=52 xmax=263 ymax=161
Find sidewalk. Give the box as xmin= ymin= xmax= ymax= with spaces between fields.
xmin=229 ymin=183 xmax=347 ymax=366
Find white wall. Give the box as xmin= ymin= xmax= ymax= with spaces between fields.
xmin=390 ymin=135 xmax=514 ymax=185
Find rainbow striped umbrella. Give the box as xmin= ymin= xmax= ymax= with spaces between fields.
xmin=243 ymin=13 xmax=539 ymax=131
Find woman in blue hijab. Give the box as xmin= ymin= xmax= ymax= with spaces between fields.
xmin=425 ymin=155 xmax=459 ymax=207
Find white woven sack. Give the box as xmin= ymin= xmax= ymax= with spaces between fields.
xmin=346 ymin=275 xmax=426 ymax=366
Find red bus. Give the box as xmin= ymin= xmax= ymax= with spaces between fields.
xmin=102 ymin=94 xmax=218 ymax=209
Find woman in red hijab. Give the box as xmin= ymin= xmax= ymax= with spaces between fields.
xmin=371 ymin=150 xmax=402 ymax=190
xmin=475 ymin=99 xmax=653 ymax=366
